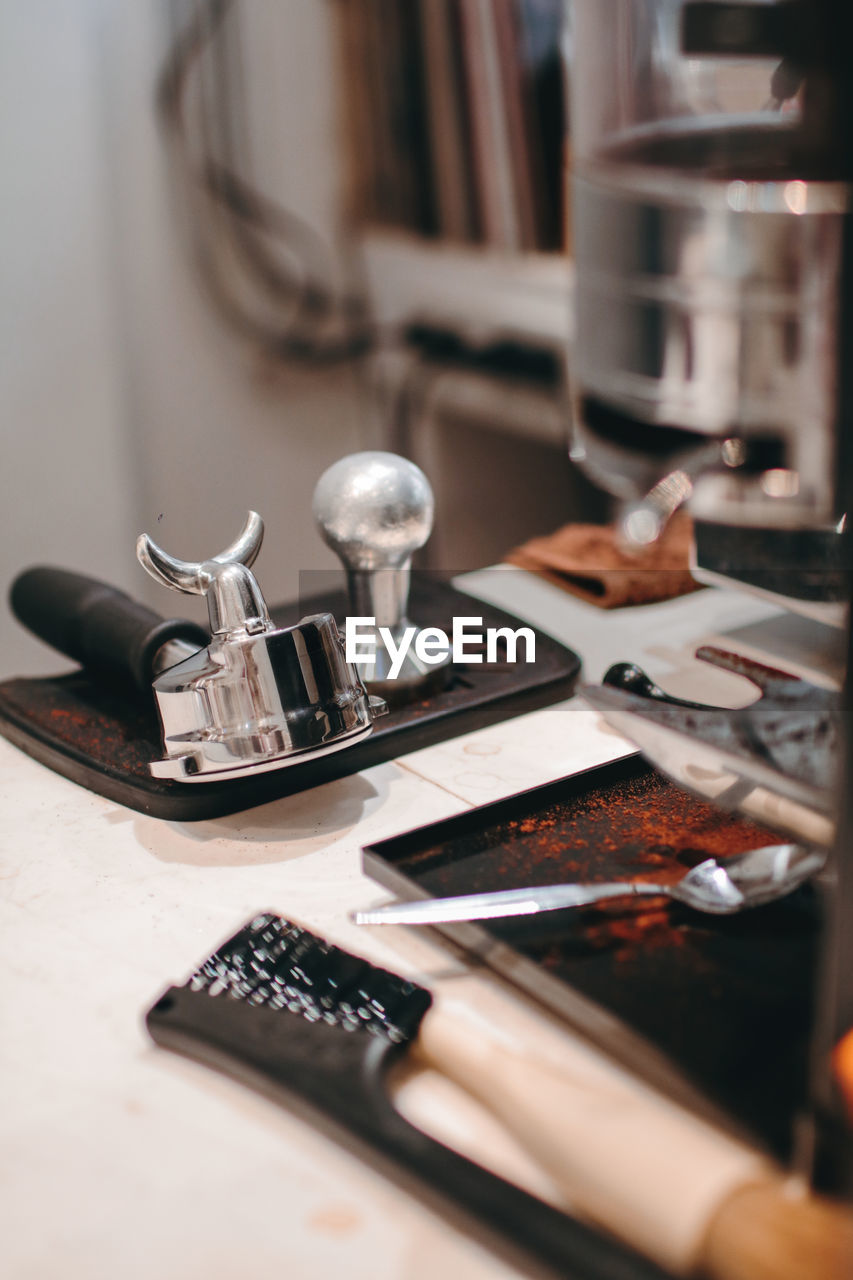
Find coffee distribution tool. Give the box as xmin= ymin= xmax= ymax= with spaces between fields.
xmin=313 ymin=451 xmax=453 ymax=707
xmin=135 ymin=510 xmax=386 ymax=781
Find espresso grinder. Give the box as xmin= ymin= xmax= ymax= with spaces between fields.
xmin=567 ymin=0 xmax=853 ymax=1189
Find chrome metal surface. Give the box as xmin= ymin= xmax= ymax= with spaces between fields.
xmin=150 ymin=636 xmax=203 ymax=678
xmin=137 ymin=512 xmax=384 ymax=782
xmin=313 ymin=452 xmax=452 ymax=701
xmin=353 ymin=843 xmax=825 ymax=926
xmin=312 ymin=451 xmax=434 ymax=572
xmin=138 ymin=511 xmax=269 ymax=635
xmin=572 ymin=148 xmax=847 ymax=529
xmin=619 ymin=440 xmax=724 ymax=546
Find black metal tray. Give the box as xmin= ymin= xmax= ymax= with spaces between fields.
xmin=362 ymin=755 xmax=819 ymax=1160
xmin=0 ymin=575 xmax=579 ymax=820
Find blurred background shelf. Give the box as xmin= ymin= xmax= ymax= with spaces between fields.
xmin=360 ymin=228 xmax=574 ymax=350
xmin=359 ymin=231 xmax=599 ymax=571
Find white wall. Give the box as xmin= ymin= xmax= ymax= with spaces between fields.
xmin=0 ymin=2 xmax=137 ymax=674
xmin=1 ymin=1 xmax=370 ymax=678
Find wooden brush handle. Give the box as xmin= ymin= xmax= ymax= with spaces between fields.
xmin=416 ymin=981 xmax=853 ymax=1279
xmin=702 ymin=1181 xmax=853 ymax=1280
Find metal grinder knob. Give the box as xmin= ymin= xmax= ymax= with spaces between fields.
xmin=312 ymin=452 xmax=452 ymax=705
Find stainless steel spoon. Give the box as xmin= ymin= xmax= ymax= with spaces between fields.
xmin=353 ymin=843 xmax=826 ymax=926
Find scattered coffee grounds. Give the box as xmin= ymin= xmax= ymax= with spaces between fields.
xmin=366 ymin=755 xmax=820 ymax=1159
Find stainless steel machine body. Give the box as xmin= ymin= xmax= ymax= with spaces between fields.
xmin=569 ymin=0 xmax=848 ymax=548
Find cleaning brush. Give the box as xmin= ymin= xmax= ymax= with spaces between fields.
xmin=147 ymin=913 xmax=853 ymax=1280
xmin=181 ymin=912 xmax=431 ymax=1039
xmin=146 ymin=912 xmax=665 ymax=1280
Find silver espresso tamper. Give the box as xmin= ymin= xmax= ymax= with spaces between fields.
xmin=137 ymin=511 xmax=385 ymax=782
xmin=312 ymin=452 xmax=452 ymax=706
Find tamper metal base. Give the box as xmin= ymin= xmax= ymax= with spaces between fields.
xmin=149 ymin=720 xmax=375 ymax=782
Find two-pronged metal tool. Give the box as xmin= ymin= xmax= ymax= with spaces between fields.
xmin=135 ymin=510 xmax=386 ymax=781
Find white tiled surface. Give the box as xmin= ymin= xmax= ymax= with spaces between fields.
xmin=3 ymin=572 xmax=833 ymax=1280
xmin=395 ymin=702 xmax=632 ymax=807
xmin=0 ymin=746 xmax=514 ymax=1280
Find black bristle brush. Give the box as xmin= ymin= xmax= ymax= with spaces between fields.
xmin=148 ymin=914 xmax=853 ymax=1280
xmin=146 ymin=912 xmax=666 ymax=1280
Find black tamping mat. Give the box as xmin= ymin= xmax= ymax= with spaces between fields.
xmin=0 ymin=576 xmax=579 ymax=820
xmin=363 ymin=754 xmax=820 ymax=1163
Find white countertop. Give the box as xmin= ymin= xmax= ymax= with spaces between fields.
xmin=1 ymin=572 xmax=837 ymax=1280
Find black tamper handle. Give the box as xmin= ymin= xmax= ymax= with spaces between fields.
xmin=10 ymin=566 xmax=208 ymax=692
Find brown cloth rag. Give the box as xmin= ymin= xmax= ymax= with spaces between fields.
xmin=505 ymin=514 xmax=701 ymax=609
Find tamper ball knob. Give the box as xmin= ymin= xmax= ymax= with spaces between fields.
xmin=313 ymin=452 xmax=451 ymax=705
xmin=312 ymin=451 xmax=434 ymax=573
